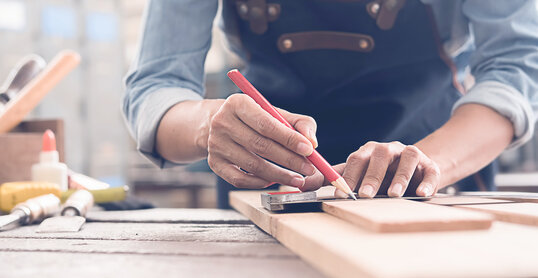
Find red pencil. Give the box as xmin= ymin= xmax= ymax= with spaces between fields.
xmin=227 ymin=69 xmax=356 ymax=200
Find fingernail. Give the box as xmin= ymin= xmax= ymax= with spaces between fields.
xmin=334 ymin=189 xmax=348 ymax=199
xmin=389 ymin=183 xmax=403 ymax=197
xmin=297 ymin=142 xmax=313 ymax=156
xmin=359 ymin=185 xmax=375 ymax=198
xmin=421 ymin=185 xmax=432 ymax=197
xmin=301 ymin=162 xmax=316 ymax=176
xmin=309 ymin=129 xmax=318 ymax=149
xmin=290 ymin=176 xmax=305 ymax=188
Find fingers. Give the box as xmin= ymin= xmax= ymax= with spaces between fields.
xmin=230 ymin=94 xmax=314 ymax=156
xmin=225 ymin=116 xmax=316 ymax=177
xmin=388 ymin=146 xmax=421 ymax=197
xmin=210 ymin=138 xmax=306 ymax=188
xmin=416 ymin=162 xmax=441 ymax=197
xmin=303 ymin=163 xmax=345 ymax=192
xmin=341 ymin=144 xmax=374 ymax=192
xmin=278 ymin=108 xmax=318 ymax=148
xmin=207 ymin=155 xmax=270 ymax=189
xmin=358 ymin=142 xmax=403 ymax=198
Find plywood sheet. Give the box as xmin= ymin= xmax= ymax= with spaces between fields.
xmin=230 ymin=190 xmax=538 ymax=278
xmin=424 ymin=196 xmax=513 ymax=206
xmin=457 ymin=202 xmax=538 ymax=226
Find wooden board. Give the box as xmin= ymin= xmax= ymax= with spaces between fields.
xmin=230 ymin=190 xmax=538 ymax=278
xmin=424 ymin=196 xmax=514 ymax=206
xmin=322 ymin=199 xmax=492 ymax=232
xmin=0 ymin=238 xmax=294 ymax=258
xmin=0 ymin=222 xmax=275 ymax=243
xmin=86 ymin=208 xmax=250 ymax=224
xmin=0 ymin=251 xmax=322 ymax=278
xmin=0 ymin=208 xmax=324 ymax=278
xmin=457 ymin=202 xmax=538 ymax=226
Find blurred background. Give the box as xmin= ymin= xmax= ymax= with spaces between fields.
xmin=0 ymin=0 xmax=536 ymax=208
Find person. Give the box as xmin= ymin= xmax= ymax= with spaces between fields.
xmin=122 ymin=0 xmax=538 ymax=208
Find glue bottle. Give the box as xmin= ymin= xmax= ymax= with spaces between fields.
xmin=31 ymin=129 xmax=68 ymax=191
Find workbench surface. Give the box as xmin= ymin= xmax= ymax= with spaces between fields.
xmin=0 ymin=208 xmax=324 ymax=278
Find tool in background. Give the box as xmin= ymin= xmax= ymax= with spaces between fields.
xmin=0 ymin=50 xmax=81 ymax=133
xmin=0 ymin=194 xmax=60 ymax=231
xmin=227 ymin=69 xmax=357 ymax=200
xmin=37 ymin=189 xmax=93 ymax=233
xmin=68 ymin=170 xmax=110 ymax=190
xmin=0 ymin=54 xmax=46 ymax=112
xmin=61 ymin=185 xmax=129 ymax=204
xmin=0 ymin=181 xmax=61 ymax=212
xmin=31 ymin=129 xmax=68 ymax=190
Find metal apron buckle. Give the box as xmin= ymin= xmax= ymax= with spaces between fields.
xmin=236 ymin=0 xmax=281 ymax=34
xmin=367 ymin=0 xmax=407 ymax=30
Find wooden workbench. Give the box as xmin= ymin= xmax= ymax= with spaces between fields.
xmin=0 ymin=208 xmax=324 ymax=278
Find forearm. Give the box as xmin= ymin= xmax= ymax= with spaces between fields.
xmin=156 ymin=99 xmax=224 ymax=163
xmin=415 ymin=103 xmax=514 ymax=188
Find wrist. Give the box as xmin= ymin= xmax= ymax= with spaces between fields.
xmin=194 ymin=99 xmax=225 ymax=154
xmin=414 ymin=131 xmax=455 ymax=188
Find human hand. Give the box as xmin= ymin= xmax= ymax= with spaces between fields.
xmin=207 ymin=94 xmax=318 ymax=189
xmin=302 ymin=141 xmax=441 ymax=198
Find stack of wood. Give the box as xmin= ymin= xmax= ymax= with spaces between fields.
xmin=230 ymin=188 xmax=538 ymax=278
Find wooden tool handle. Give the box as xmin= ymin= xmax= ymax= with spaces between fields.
xmin=0 ymin=50 xmax=81 ymax=134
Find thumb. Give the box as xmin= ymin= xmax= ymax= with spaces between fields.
xmin=277 ymin=108 xmax=318 ymax=148
xmin=302 ymin=163 xmax=346 ymax=192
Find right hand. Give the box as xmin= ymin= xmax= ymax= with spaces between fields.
xmin=207 ymin=94 xmax=318 ymax=189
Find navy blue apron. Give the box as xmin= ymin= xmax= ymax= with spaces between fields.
xmin=216 ymin=0 xmax=495 ymax=209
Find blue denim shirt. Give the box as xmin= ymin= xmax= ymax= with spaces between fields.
xmin=123 ymin=0 xmax=538 ymax=168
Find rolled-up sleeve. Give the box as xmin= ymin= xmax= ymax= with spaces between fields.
xmin=453 ymin=0 xmax=538 ymax=148
xmin=122 ymin=0 xmax=218 ymax=167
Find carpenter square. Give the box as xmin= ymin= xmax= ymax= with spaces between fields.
xmin=261 ymin=191 xmax=434 ymax=212
xmin=261 ymin=190 xmax=538 ymax=212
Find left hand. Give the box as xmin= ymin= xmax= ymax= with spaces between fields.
xmin=302 ymin=141 xmax=441 ymax=198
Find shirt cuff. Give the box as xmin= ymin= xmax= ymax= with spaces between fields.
xmin=136 ymin=87 xmax=203 ymax=168
xmin=451 ymin=80 xmax=535 ymax=149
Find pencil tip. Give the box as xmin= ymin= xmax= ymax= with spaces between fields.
xmin=349 ymin=193 xmax=358 ymax=200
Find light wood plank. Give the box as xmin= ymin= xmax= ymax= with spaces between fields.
xmin=457 ymin=202 xmax=538 ymax=226
xmin=424 ymin=196 xmax=513 ymax=206
xmin=322 ymin=199 xmax=492 ymax=232
xmin=230 ymin=190 xmax=538 ymax=278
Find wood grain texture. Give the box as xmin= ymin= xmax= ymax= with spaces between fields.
xmin=424 ymin=196 xmax=514 ymax=206
xmin=0 ymin=222 xmax=275 ymax=243
xmin=0 ymin=251 xmax=324 ymax=278
xmin=230 ymin=190 xmax=538 ymax=278
xmin=86 ymin=208 xmax=250 ymax=224
xmin=322 ymin=199 xmax=493 ymax=232
xmin=457 ymin=202 xmax=538 ymax=226
xmin=0 ymin=238 xmax=295 ymax=258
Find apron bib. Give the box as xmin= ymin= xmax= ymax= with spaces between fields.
xmin=216 ymin=0 xmax=495 ymax=208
